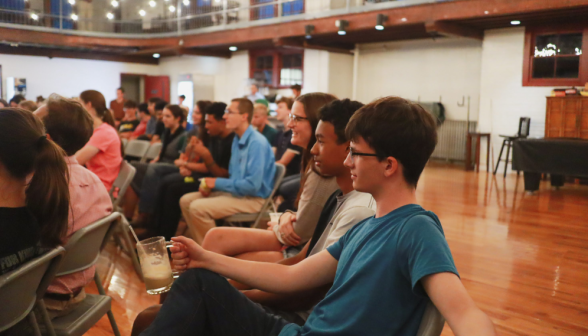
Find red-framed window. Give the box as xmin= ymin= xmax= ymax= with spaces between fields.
xmin=523 ymin=25 xmax=588 ymax=86
xmin=249 ymin=49 xmax=304 ymax=88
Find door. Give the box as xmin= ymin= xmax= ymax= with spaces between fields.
xmin=145 ymin=76 xmax=170 ymax=102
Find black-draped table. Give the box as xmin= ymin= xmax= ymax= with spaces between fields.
xmin=512 ymin=138 xmax=588 ymax=192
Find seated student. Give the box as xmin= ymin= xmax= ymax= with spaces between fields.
xmin=9 ymin=94 xmax=25 ymax=107
xmin=124 ymin=105 xmax=187 ymax=223
xmin=179 ymin=98 xmax=275 ymax=244
xmin=125 ymin=103 xmax=150 ymax=140
xmin=150 ymin=101 xmax=167 ymax=144
xmin=0 ymin=98 xmax=8 ymax=107
xmin=252 ymin=103 xmax=279 ymax=146
xmin=131 ymin=99 xmax=375 ymax=335
xmin=186 ymin=100 xmax=211 ymax=133
xmin=137 ymin=97 xmax=162 ymax=141
xmin=200 ymin=93 xmax=339 ymax=261
xmin=18 ymin=100 xmax=38 ymax=112
xmin=273 ymin=97 xmax=302 ymax=212
xmin=0 ymin=108 xmax=69 ymax=277
xmin=34 ymin=94 xmax=112 ymax=317
xmin=139 ymin=102 xmax=235 ymax=240
xmin=75 ymin=90 xmax=122 ymax=191
xmin=141 ymin=96 xmax=496 ymax=336
xmin=118 ymin=100 xmax=140 ymax=135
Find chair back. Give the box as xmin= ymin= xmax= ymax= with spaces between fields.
xmin=141 ymin=142 xmax=163 ymax=163
xmin=416 ymin=301 xmax=445 ymax=336
xmin=0 ymin=247 xmax=65 ymax=332
xmin=109 ymin=160 xmax=136 ymax=209
xmin=260 ymin=163 xmax=286 ymax=213
xmin=121 ymin=138 xmax=129 ymax=149
xmin=55 ymin=213 xmax=122 ymax=277
xmin=517 ymin=117 xmax=531 ymax=138
xmin=124 ymin=140 xmax=150 ymax=160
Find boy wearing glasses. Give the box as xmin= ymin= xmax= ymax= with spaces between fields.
xmin=144 ymin=97 xmax=495 ymax=336
xmin=179 ymin=98 xmax=275 ymax=244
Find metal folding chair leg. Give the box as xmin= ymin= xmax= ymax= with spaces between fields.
xmin=93 ymin=273 xmax=122 ymax=336
xmin=36 ymin=300 xmax=56 ymax=336
xmin=27 ymin=311 xmax=42 ymax=336
xmin=118 ymin=218 xmax=143 ymax=281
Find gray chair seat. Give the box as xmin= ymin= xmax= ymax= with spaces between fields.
xmin=41 ymin=294 xmax=111 ymax=336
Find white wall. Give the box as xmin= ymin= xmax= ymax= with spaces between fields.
xmin=328 ymin=52 xmax=354 ymax=99
xmin=0 ymin=54 xmax=159 ymax=103
xmin=302 ymin=49 xmax=353 ymax=99
xmin=356 ymin=38 xmax=483 ymax=120
xmin=478 ymin=27 xmax=558 ymax=172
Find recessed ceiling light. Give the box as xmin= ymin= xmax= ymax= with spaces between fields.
xmin=511 ymin=20 xmax=521 ymax=25
xmin=139 ymin=9 xmax=146 ymax=16
xmin=229 ymin=46 xmax=238 ymax=51
xmin=168 ymin=5 xmax=175 ymax=12
xmin=153 ymin=53 xmax=160 ymax=58
xmin=111 ymin=0 xmax=118 ymax=7
xmin=30 ymin=13 xmax=39 ymax=20
xmin=71 ymin=13 xmax=78 ymax=21
xmin=106 ymin=12 xmax=114 ymax=19
xmin=401 ymin=17 xmax=407 ymax=22
xmin=484 ymin=11 xmax=489 ymax=14
xmin=183 ymin=0 xmax=189 ymax=5
xmin=68 ymin=0 xmax=75 ymax=5
xmin=149 ymin=0 xmax=156 ymax=7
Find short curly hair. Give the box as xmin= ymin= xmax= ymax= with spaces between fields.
xmin=318 ymin=99 xmax=364 ymax=144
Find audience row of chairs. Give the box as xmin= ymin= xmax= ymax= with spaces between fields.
xmin=122 ymin=139 xmax=162 ymax=163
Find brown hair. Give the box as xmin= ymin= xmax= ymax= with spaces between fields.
xmin=195 ymin=101 xmax=212 ymax=143
xmin=79 ymin=90 xmax=115 ymax=127
xmin=231 ymin=98 xmax=254 ymax=123
xmin=165 ymin=104 xmax=186 ymax=124
xmin=43 ymin=94 xmax=94 ymax=156
xmin=0 ymin=108 xmax=70 ymax=247
xmin=195 ymin=100 xmax=212 ymax=116
xmin=18 ymin=100 xmax=38 ymax=112
xmin=294 ymin=92 xmax=337 ymax=208
xmin=124 ymin=100 xmax=138 ymax=109
xmin=276 ymin=97 xmax=294 ymax=110
xmin=345 ymin=96 xmax=438 ymax=187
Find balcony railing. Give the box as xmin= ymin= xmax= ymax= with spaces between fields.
xmin=0 ymin=0 xmax=454 ymax=37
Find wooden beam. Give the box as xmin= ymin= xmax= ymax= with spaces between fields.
xmin=0 ymin=45 xmax=159 ymax=65
xmin=303 ymin=41 xmax=353 ymax=55
xmin=273 ymin=37 xmax=353 ymax=54
xmin=425 ymin=21 xmax=483 ymax=40
xmin=177 ymin=48 xmax=231 ymax=58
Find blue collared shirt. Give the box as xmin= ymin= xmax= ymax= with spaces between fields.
xmin=214 ymin=125 xmax=276 ymax=198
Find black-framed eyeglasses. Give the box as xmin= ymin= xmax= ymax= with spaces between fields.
xmin=288 ymin=113 xmax=308 ymax=124
xmin=347 ymin=147 xmax=379 ymax=164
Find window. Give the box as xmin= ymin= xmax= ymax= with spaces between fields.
xmin=250 ymin=0 xmax=304 ymax=21
xmin=523 ymin=25 xmax=588 ymax=86
xmin=250 ymin=50 xmax=304 ymax=88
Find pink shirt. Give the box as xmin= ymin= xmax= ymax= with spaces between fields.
xmin=48 ymin=157 xmax=113 ymax=294
xmin=85 ymin=123 xmax=122 ymax=191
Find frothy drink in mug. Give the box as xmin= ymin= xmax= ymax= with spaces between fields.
xmin=137 ymin=236 xmax=174 ymax=295
xmin=142 ymin=256 xmax=174 ymax=294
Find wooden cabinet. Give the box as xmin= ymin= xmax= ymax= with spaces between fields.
xmin=546 ymin=97 xmax=588 ymax=139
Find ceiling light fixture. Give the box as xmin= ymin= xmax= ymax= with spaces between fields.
xmin=168 ymin=5 xmax=175 ymax=12
xmin=71 ymin=13 xmax=78 ymax=21
xmin=183 ymin=0 xmax=189 ymax=5
xmin=106 ymin=12 xmax=114 ymax=19
xmin=336 ymin=19 xmax=348 ymax=36
xmin=153 ymin=53 xmax=161 ymax=58
xmin=510 ymin=20 xmax=521 ymax=25
xmin=111 ymin=0 xmax=119 ymax=7
xmin=139 ymin=9 xmax=146 ymax=16
xmin=68 ymin=0 xmax=75 ymax=5
xmin=30 ymin=13 xmax=39 ymax=20
xmin=229 ymin=46 xmax=238 ymax=51
xmin=305 ymin=24 xmax=314 ymax=39
xmin=375 ymin=13 xmax=387 ymax=30
xmin=149 ymin=0 xmax=156 ymax=7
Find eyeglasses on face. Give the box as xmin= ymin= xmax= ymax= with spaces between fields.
xmin=288 ymin=113 xmax=309 ymax=124
xmin=347 ymin=147 xmax=379 ymax=164
xmin=224 ymin=109 xmax=242 ymax=115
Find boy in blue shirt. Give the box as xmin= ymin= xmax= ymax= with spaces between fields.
xmin=142 ymin=96 xmax=495 ymax=336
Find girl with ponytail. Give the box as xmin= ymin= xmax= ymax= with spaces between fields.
xmin=76 ymin=90 xmax=122 ymax=191
xmin=0 ymin=108 xmax=70 ymax=275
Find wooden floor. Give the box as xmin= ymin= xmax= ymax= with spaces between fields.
xmin=87 ymin=162 xmax=588 ymax=336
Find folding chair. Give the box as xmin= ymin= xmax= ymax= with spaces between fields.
xmin=108 ymin=160 xmax=143 ymax=280
xmin=224 ymin=163 xmax=286 ymax=228
xmin=37 ymin=212 xmax=122 ymax=336
xmin=121 ymin=138 xmax=128 ymax=149
xmin=141 ymin=142 xmax=162 ymax=163
xmin=124 ymin=140 xmax=150 ymax=161
xmin=0 ymin=247 xmax=65 ymax=336
xmin=416 ymin=301 xmax=445 ymax=336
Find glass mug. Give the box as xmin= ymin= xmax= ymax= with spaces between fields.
xmin=137 ymin=236 xmax=174 ymax=295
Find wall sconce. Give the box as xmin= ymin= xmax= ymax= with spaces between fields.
xmin=305 ymin=25 xmax=315 ymax=39
xmin=376 ymin=14 xmax=388 ymax=30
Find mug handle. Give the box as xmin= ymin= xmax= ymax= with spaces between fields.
xmin=165 ymin=241 xmax=174 ymax=248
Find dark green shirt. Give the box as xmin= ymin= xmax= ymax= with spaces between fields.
xmin=260 ymin=124 xmax=279 ymax=146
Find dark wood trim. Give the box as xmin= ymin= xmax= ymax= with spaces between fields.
xmin=424 ymin=21 xmax=483 ymax=40
xmin=0 ymin=45 xmax=159 ymax=64
xmin=522 ymin=25 xmax=588 ymax=87
xmin=249 ymin=47 xmax=304 ymax=88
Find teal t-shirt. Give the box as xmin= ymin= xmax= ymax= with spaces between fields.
xmin=279 ymin=204 xmax=458 ymax=336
